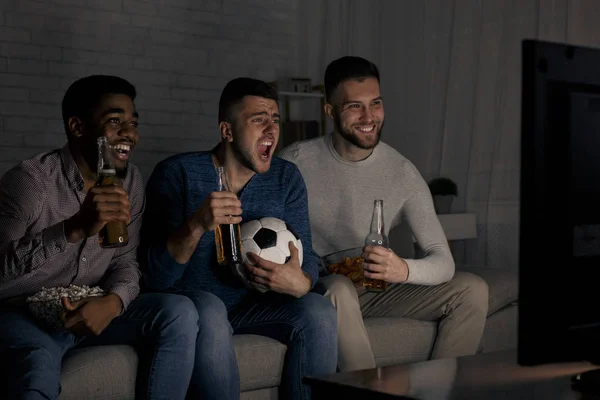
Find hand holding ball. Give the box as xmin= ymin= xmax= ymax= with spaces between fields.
xmin=239 ymin=217 xmax=303 ymax=292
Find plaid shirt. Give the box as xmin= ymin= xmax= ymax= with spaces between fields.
xmin=0 ymin=144 xmax=144 ymax=310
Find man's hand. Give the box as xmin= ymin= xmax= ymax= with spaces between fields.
xmin=245 ymin=242 xmax=311 ymax=298
xmin=362 ymin=245 xmax=409 ymax=283
xmin=167 ymin=191 xmax=243 ymax=265
xmin=61 ymin=294 xmax=123 ymax=336
xmin=64 ymin=186 xmax=130 ymax=243
xmin=189 ymin=191 xmax=243 ymax=233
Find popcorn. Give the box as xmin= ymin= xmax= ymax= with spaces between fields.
xmin=26 ymin=285 xmax=105 ymax=330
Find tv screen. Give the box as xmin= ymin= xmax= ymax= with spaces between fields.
xmin=519 ymin=39 xmax=600 ymax=366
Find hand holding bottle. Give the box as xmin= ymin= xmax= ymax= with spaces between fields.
xmin=95 ymin=136 xmax=129 ymax=248
xmin=65 ymin=186 xmax=130 ymax=243
xmin=212 ymin=166 xmax=244 ymax=269
xmin=190 ymin=191 xmax=242 ymax=233
xmin=362 ymin=245 xmax=409 ymax=284
xmin=363 ymin=199 xmax=388 ymax=291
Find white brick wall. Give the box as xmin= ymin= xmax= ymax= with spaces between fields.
xmin=0 ymin=0 xmax=299 ymax=181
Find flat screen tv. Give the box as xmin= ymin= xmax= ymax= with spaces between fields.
xmin=519 ymin=39 xmax=600 ymax=369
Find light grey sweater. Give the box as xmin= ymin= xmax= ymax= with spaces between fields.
xmin=278 ymin=134 xmax=454 ymax=286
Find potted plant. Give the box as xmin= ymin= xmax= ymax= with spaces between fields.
xmin=428 ymin=177 xmax=458 ymax=214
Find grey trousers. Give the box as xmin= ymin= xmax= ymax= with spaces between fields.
xmin=313 ymin=272 xmax=489 ymax=372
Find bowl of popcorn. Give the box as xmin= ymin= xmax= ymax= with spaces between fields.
xmin=26 ymin=285 xmax=105 ymax=331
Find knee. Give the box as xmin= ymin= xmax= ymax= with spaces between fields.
xmin=28 ymin=346 xmax=62 ymax=372
xmin=12 ymin=346 xmax=62 ymax=395
xmin=153 ymin=294 xmax=200 ymax=336
xmin=297 ymin=293 xmax=338 ymax=335
xmin=186 ymin=291 xmax=232 ymax=337
xmin=317 ymin=274 xmax=359 ymax=307
xmin=453 ymin=272 xmax=489 ymax=314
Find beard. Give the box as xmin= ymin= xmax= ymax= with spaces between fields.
xmin=228 ymin=123 xmax=272 ymax=175
xmin=230 ymin=138 xmax=256 ymax=172
xmin=229 ymin=124 xmax=263 ymax=174
xmin=333 ymin=112 xmax=384 ymax=150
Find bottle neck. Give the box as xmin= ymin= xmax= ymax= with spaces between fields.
xmin=217 ymin=166 xmax=229 ymax=192
xmin=97 ymin=138 xmax=116 ymax=182
xmin=369 ymin=200 xmax=385 ymax=234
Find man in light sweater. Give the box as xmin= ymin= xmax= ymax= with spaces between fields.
xmin=279 ymin=56 xmax=489 ymax=372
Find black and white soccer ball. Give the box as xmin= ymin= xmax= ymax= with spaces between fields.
xmin=241 ymin=217 xmax=303 ymax=267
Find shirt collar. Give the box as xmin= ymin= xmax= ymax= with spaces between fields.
xmin=60 ymin=144 xmax=85 ymax=192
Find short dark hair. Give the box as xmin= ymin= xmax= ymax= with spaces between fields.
xmin=218 ymin=77 xmax=278 ymax=123
xmin=324 ymin=56 xmax=380 ymax=103
xmin=61 ymin=75 xmax=137 ymax=134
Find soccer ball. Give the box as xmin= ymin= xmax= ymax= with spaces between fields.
xmin=241 ymin=217 xmax=304 ymax=267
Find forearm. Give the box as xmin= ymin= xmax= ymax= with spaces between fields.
xmin=405 ymin=245 xmax=455 ymax=285
xmin=301 ymin=257 xmax=319 ymax=290
xmin=103 ymin=293 xmax=124 ymax=316
xmin=144 ymin=219 xmax=201 ymax=292
xmin=289 ymin=256 xmax=319 ymax=298
xmin=102 ymin=262 xmax=141 ymax=311
xmin=283 ymin=270 xmax=313 ymax=299
xmin=166 ymin=218 xmax=204 ymax=265
xmin=300 ymin=271 xmax=314 ymax=295
xmin=402 ymin=169 xmax=455 ymax=286
xmin=0 ymin=221 xmax=72 ymax=284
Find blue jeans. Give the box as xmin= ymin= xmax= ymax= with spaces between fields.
xmin=0 ymin=293 xmax=199 ymax=400
xmin=185 ymin=291 xmax=338 ymax=400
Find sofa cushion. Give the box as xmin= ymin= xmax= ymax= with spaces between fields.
xmin=241 ymin=387 xmax=279 ymax=400
xmin=457 ymin=265 xmax=518 ymax=315
xmin=59 ymin=335 xmax=285 ymax=399
xmin=365 ymin=317 xmax=437 ymax=366
xmin=233 ymin=334 xmax=286 ymax=392
xmin=60 ymin=345 xmax=137 ymax=400
xmin=479 ymin=303 xmax=518 ymax=353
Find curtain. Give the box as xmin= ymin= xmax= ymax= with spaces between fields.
xmin=297 ymin=0 xmax=600 ymax=269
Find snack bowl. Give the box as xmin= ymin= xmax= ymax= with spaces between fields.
xmin=321 ymin=247 xmax=365 ymax=283
xmin=26 ymin=285 xmax=105 ymax=331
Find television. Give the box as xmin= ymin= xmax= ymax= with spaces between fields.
xmin=519 ymin=39 xmax=600 ymax=369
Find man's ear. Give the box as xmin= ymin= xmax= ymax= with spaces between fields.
xmin=324 ymin=103 xmax=334 ymax=120
xmin=219 ymin=121 xmax=233 ymax=142
xmin=67 ymin=116 xmax=84 ymax=138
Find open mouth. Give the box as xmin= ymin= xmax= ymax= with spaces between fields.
xmin=257 ymin=140 xmax=274 ymax=160
xmin=355 ymin=124 xmax=376 ymax=133
xmin=112 ymin=143 xmax=131 ymax=161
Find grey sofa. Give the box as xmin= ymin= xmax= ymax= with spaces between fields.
xmin=58 ymin=224 xmax=519 ymax=399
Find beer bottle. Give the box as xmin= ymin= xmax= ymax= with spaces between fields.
xmin=363 ymin=199 xmax=389 ymax=292
xmin=214 ymin=166 xmax=243 ymax=268
xmin=96 ymin=136 xmax=129 ymax=248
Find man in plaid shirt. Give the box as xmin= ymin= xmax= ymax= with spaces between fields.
xmin=0 ymin=75 xmax=199 ymax=400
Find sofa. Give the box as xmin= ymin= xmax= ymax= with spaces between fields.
xmin=58 ymin=223 xmax=519 ymax=399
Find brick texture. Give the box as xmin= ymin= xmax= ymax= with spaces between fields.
xmin=0 ymin=0 xmax=299 ymax=181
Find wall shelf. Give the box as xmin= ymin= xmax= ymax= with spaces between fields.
xmin=278 ymin=91 xmax=324 ymax=99
xmin=275 ymin=85 xmax=327 ymax=152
